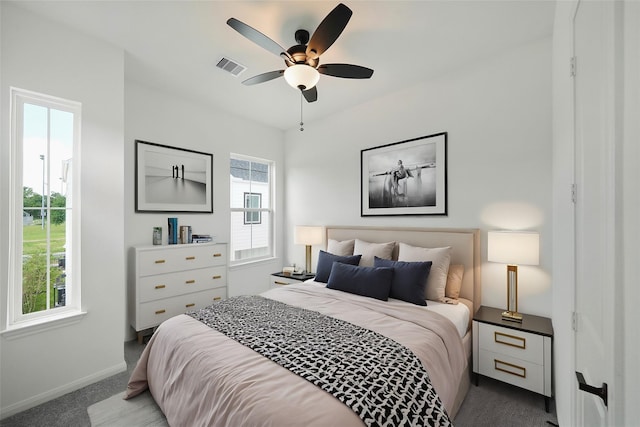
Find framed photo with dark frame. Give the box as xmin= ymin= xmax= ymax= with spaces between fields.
xmin=135 ymin=140 xmax=213 ymax=213
xmin=361 ymin=132 xmax=447 ymax=216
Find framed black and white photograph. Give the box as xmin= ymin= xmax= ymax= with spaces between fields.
xmin=361 ymin=132 xmax=447 ymax=216
xmin=135 ymin=140 xmax=213 ymax=213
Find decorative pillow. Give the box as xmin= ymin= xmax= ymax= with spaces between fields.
xmin=326 ymin=239 xmax=355 ymax=256
xmin=374 ymin=257 xmax=432 ymax=306
xmin=353 ymin=239 xmax=395 ymax=267
xmin=445 ymin=264 xmax=464 ymax=300
xmin=397 ymin=242 xmax=452 ymax=302
xmin=326 ymin=262 xmax=393 ymax=301
xmin=314 ymin=250 xmax=362 ymax=283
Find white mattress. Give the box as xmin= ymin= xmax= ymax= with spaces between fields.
xmin=302 ymin=280 xmax=470 ymax=338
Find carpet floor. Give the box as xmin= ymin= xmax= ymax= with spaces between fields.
xmin=1 ymin=340 xmax=558 ymax=427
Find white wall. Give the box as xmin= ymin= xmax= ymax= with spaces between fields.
xmin=123 ymin=80 xmax=285 ymax=337
xmin=0 ymin=4 xmax=126 ymax=417
xmin=284 ymin=37 xmax=553 ymax=318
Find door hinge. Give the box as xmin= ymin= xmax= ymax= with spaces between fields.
xmin=570 ymin=56 xmax=577 ymax=77
xmin=572 ymin=311 xmax=578 ymax=331
xmin=571 ymin=184 xmax=577 ymax=204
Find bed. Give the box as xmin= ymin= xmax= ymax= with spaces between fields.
xmin=125 ymin=226 xmax=481 ymax=426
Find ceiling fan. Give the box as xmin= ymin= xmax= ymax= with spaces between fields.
xmin=227 ymin=3 xmax=374 ymax=103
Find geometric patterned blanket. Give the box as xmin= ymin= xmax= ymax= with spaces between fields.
xmin=188 ymin=295 xmax=452 ymax=426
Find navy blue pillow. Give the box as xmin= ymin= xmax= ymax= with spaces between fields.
xmin=314 ymin=250 xmax=362 ymax=283
xmin=326 ymin=262 xmax=393 ymax=301
xmin=374 ymin=256 xmax=432 ymax=306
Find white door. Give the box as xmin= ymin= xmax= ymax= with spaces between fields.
xmin=573 ymin=0 xmax=617 ymax=425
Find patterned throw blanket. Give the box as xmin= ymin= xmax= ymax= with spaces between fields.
xmin=188 ymin=295 xmax=451 ymax=427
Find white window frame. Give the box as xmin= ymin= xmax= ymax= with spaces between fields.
xmin=6 ymin=88 xmax=83 ymax=331
xmin=230 ymin=154 xmax=275 ymax=266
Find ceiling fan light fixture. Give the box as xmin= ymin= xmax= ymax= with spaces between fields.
xmin=284 ymin=64 xmax=320 ymax=91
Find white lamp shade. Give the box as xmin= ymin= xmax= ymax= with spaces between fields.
xmin=294 ymin=226 xmax=323 ymax=246
xmin=284 ymin=64 xmax=320 ymax=91
xmin=488 ymin=231 xmax=539 ymax=266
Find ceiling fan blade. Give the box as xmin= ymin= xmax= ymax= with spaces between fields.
xmin=242 ymin=70 xmax=285 ymax=86
xmin=318 ymin=63 xmax=374 ymax=79
xmin=303 ymin=86 xmax=318 ymax=103
xmin=306 ymin=3 xmax=352 ymax=59
xmin=227 ymin=18 xmax=293 ymax=62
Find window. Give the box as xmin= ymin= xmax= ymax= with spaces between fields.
xmin=244 ymin=192 xmax=262 ymax=224
xmin=8 ymin=88 xmax=81 ymax=327
xmin=230 ymin=155 xmax=274 ymax=264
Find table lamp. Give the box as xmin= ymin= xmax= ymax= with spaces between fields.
xmin=488 ymin=231 xmax=540 ymax=322
xmin=294 ymin=226 xmax=323 ymax=274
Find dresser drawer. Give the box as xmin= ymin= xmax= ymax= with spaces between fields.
xmin=478 ymin=322 xmax=544 ymax=365
xmin=136 ymin=288 xmax=226 ymax=330
xmin=137 ymin=244 xmax=227 ymax=276
xmin=138 ymin=266 xmax=226 ymax=303
xmin=478 ymin=349 xmax=544 ymax=394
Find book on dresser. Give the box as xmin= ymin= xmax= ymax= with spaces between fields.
xmin=129 ymin=242 xmax=227 ymax=344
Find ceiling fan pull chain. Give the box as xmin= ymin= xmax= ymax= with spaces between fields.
xmin=299 ymin=91 xmax=304 ymax=131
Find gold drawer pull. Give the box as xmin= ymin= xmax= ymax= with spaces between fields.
xmin=274 ymin=281 xmax=289 ymax=285
xmin=213 ymin=296 xmax=222 ymax=301
xmin=185 ymin=303 xmax=195 ymax=308
xmin=213 ymin=253 xmax=222 ymax=257
xmin=494 ymin=359 xmax=526 ymax=378
xmin=495 ymin=331 xmax=526 ymax=349
xmin=212 ymin=275 xmax=222 ymax=280
xmin=154 ymin=285 xmax=166 ymax=289
xmin=155 ymin=309 xmax=166 ymax=315
xmin=154 ymin=259 xmax=166 ymax=264
xmin=185 ymin=279 xmax=195 ymax=284
xmin=185 ymin=256 xmax=196 ymax=260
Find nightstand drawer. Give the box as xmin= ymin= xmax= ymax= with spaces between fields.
xmin=270 ymin=275 xmax=301 ymax=287
xmin=478 ymin=349 xmax=544 ymax=394
xmin=478 ymin=322 xmax=544 ymax=365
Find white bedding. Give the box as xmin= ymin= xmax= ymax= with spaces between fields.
xmin=303 ymin=280 xmax=469 ymax=337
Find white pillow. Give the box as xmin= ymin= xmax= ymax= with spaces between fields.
xmin=397 ymin=242 xmax=452 ymax=302
xmin=326 ymin=239 xmax=355 ymax=256
xmin=354 ymin=239 xmax=395 ymax=267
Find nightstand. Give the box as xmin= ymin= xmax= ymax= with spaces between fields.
xmin=269 ymin=271 xmax=315 ymax=288
xmin=472 ymin=305 xmax=554 ymax=412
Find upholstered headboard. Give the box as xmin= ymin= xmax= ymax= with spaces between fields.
xmin=325 ymin=226 xmax=481 ymax=314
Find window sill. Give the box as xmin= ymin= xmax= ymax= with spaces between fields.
xmin=229 ymin=256 xmax=278 ymax=270
xmin=1 ymin=310 xmax=87 ymax=340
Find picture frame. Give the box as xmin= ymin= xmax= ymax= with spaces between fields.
xmin=361 ymin=132 xmax=447 ymax=216
xmin=135 ymin=140 xmax=213 ymax=213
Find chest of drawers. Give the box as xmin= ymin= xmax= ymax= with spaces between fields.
xmin=130 ymin=243 xmax=227 ymax=342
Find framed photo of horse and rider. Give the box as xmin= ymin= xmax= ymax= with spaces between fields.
xmin=361 ymin=132 xmax=447 ymax=216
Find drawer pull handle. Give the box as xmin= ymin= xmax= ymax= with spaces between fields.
xmin=185 ymin=256 xmax=196 ymax=260
xmin=212 ymin=275 xmax=222 ymax=280
xmin=274 ymin=281 xmax=289 ymax=285
xmin=185 ymin=279 xmax=195 ymax=284
xmin=154 ymin=259 xmax=166 ymax=264
xmin=185 ymin=303 xmax=195 ymax=308
xmin=213 ymin=296 xmax=222 ymax=301
xmin=213 ymin=253 xmax=222 ymax=257
xmin=494 ymin=359 xmax=526 ymax=378
xmin=155 ymin=309 xmax=166 ymax=315
xmin=154 ymin=285 xmax=166 ymax=289
xmin=495 ymin=331 xmax=526 ymax=349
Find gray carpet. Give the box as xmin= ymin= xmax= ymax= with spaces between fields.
xmin=87 ymin=391 xmax=167 ymax=426
xmin=1 ymin=340 xmax=558 ymax=427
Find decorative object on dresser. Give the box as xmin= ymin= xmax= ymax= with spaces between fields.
xmin=361 ymin=132 xmax=447 ymax=216
xmin=269 ymin=271 xmax=315 ymax=288
xmin=135 ymin=140 xmax=213 ymax=213
xmin=472 ymin=305 xmax=553 ymax=412
xmin=294 ymin=225 xmax=323 ymax=274
xmin=129 ymin=243 xmax=227 ymax=344
xmin=487 ymin=230 xmax=540 ymax=322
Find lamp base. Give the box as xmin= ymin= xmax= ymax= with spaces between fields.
xmin=501 ymin=310 xmax=523 ymax=322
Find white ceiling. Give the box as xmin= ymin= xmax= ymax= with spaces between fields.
xmin=13 ymin=1 xmax=555 ymax=131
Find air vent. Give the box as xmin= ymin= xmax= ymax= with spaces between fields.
xmin=216 ymin=57 xmax=246 ymax=77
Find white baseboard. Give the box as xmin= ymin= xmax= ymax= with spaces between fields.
xmin=0 ymin=360 xmax=127 ymax=419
